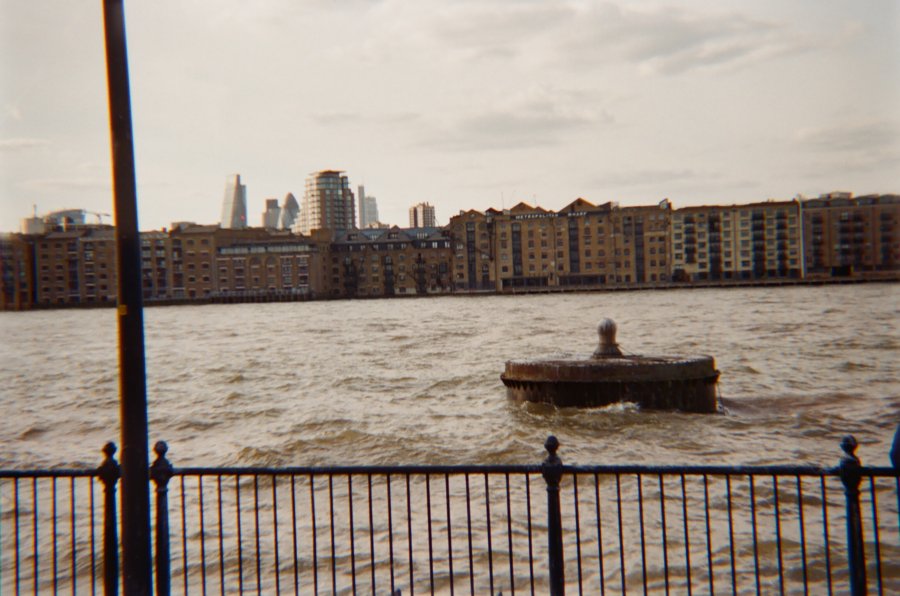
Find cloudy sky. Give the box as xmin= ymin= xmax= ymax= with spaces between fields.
xmin=1 ymin=0 xmax=898 ymax=232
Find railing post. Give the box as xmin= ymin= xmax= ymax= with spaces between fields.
xmin=838 ymin=435 xmax=866 ymax=596
xmin=542 ymin=435 xmax=565 ymax=595
xmin=149 ymin=442 xmax=174 ymax=596
xmin=98 ymin=442 xmax=121 ymax=596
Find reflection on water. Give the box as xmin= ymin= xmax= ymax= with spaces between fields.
xmin=0 ymin=284 xmax=897 ymax=468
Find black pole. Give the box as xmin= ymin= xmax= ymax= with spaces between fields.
xmin=101 ymin=1 xmax=153 ymax=593
xmin=542 ymin=436 xmax=565 ymax=595
xmin=838 ymin=435 xmax=867 ymax=596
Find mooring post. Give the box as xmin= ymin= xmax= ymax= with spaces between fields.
xmin=101 ymin=0 xmax=153 ymax=593
xmin=542 ymin=435 xmax=565 ymax=595
xmin=838 ymin=435 xmax=867 ymax=596
xmin=150 ymin=442 xmax=174 ymax=596
xmin=98 ymin=442 xmax=121 ymax=596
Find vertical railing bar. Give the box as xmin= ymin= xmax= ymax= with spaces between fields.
xmin=309 ymin=474 xmax=318 ymax=595
xmin=0 ymin=480 xmax=3 ymax=595
xmin=573 ymin=473 xmax=583 ymax=595
xmin=368 ymin=474 xmax=376 ymax=596
xmin=272 ymin=475 xmax=281 ymax=596
xmin=253 ymin=476 xmax=262 ymax=595
xmin=485 ymin=473 xmax=495 ymax=596
xmin=615 ymin=473 xmax=626 ymax=593
xmin=290 ymin=475 xmax=299 ymax=596
xmin=749 ymin=475 xmax=761 ymax=596
xmin=795 ymin=475 xmax=808 ymax=595
xmin=702 ymin=475 xmax=714 ymax=596
xmin=348 ymin=475 xmax=357 ymax=596
xmin=386 ymin=474 xmax=395 ymax=595
xmin=680 ymin=475 xmax=692 ymax=595
xmin=235 ymin=475 xmax=244 ymax=594
xmin=726 ymin=475 xmax=737 ymax=595
xmin=594 ymin=473 xmax=605 ymax=596
xmin=70 ymin=477 xmax=77 ymax=596
xmin=216 ymin=476 xmax=225 ymax=596
xmin=181 ymin=475 xmax=189 ymax=595
xmin=819 ymin=476 xmax=833 ymax=596
xmin=405 ymin=474 xmax=413 ymax=595
xmin=465 ymin=474 xmax=474 ymax=596
xmin=32 ymin=478 xmax=39 ymax=595
xmin=446 ymin=474 xmax=455 ymax=596
xmin=90 ymin=477 xmax=97 ymax=596
xmin=867 ymin=475 xmax=883 ymax=594
xmin=426 ymin=474 xmax=435 ymax=594
xmin=657 ymin=473 xmax=669 ymax=596
xmin=525 ymin=474 xmax=535 ymax=596
xmin=505 ymin=473 xmax=514 ymax=596
xmin=53 ymin=477 xmax=58 ymax=594
xmin=198 ymin=475 xmax=208 ymax=596
xmin=772 ymin=475 xmax=784 ymax=595
xmin=328 ymin=475 xmax=336 ymax=595
xmin=14 ymin=478 xmax=21 ymax=593
xmin=637 ymin=474 xmax=647 ymax=596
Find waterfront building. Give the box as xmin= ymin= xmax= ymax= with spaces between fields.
xmin=358 ymin=186 xmax=380 ymax=229
xmin=409 ymin=202 xmax=436 ymax=228
xmin=169 ymin=223 xmax=218 ymax=299
xmin=33 ymin=226 xmax=118 ymax=305
xmin=449 ymin=198 xmax=672 ymax=291
xmin=297 ymin=170 xmax=356 ymax=235
xmin=213 ymin=228 xmax=325 ymax=298
xmin=799 ymin=193 xmax=899 ymax=278
xmin=261 ymin=199 xmax=281 ymax=229
xmin=220 ymin=174 xmax=248 ymax=229
xmin=0 ymin=233 xmax=34 ymax=310
xmin=670 ymin=200 xmax=802 ymax=281
xmin=280 ymin=193 xmax=300 ymax=230
xmin=139 ymin=231 xmax=173 ymax=301
xmin=330 ymin=226 xmax=452 ymax=298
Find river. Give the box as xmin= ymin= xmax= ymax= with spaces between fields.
xmin=0 ymin=284 xmax=897 ymax=470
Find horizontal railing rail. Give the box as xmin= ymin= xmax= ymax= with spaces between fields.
xmin=0 ymin=436 xmax=897 ymax=594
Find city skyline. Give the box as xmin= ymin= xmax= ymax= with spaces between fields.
xmin=1 ymin=1 xmax=898 ymax=232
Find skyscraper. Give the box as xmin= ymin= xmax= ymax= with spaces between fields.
xmin=409 ymin=202 xmax=436 ymax=228
xmin=261 ymin=199 xmax=281 ymax=228
xmin=296 ymin=170 xmax=356 ymax=234
xmin=358 ymin=185 xmax=380 ymax=228
xmin=280 ymin=193 xmax=300 ymax=230
xmin=220 ymin=174 xmax=248 ymax=229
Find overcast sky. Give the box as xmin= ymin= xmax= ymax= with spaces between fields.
xmin=1 ymin=0 xmax=898 ymax=232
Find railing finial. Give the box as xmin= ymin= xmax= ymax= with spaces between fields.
xmin=544 ymin=435 xmax=560 ymax=463
xmin=841 ymin=435 xmax=859 ymax=460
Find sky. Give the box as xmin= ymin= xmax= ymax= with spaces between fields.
xmin=1 ymin=0 xmax=898 ymax=232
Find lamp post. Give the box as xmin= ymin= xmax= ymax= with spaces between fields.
xmin=102 ymin=0 xmax=153 ymax=593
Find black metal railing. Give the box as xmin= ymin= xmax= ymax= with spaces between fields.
xmin=1 ymin=436 xmax=897 ymax=594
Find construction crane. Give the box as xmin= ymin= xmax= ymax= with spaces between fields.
xmin=87 ymin=211 xmax=112 ymax=225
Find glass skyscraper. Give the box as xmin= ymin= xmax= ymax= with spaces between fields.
xmin=220 ymin=174 xmax=247 ymax=229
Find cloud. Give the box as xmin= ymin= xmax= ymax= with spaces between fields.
xmin=420 ymin=86 xmax=611 ymax=151
xmin=311 ymin=111 xmax=421 ymax=127
xmin=19 ymin=177 xmax=110 ymax=193
xmin=0 ymin=138 xmax=50 ymax=152
xmin=596 ymin=168 xmax=702 ymax=187
xmin=795 ymin=120 xmax=899 ymax=154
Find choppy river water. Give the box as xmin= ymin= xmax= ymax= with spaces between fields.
xmin=0 ymin=284 xmax=897 ymax=470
